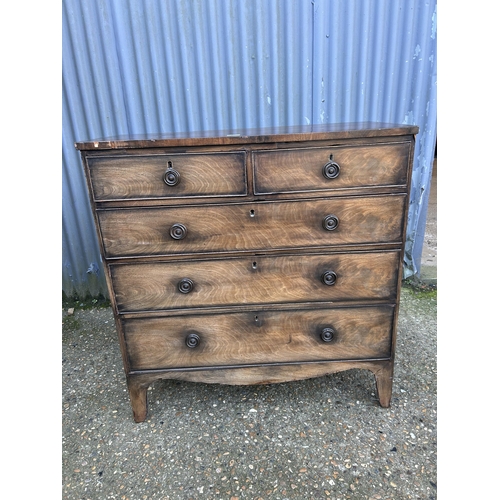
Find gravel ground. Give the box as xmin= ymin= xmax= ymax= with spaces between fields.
xmin=62 ymin=285 xmax=437 ymax=500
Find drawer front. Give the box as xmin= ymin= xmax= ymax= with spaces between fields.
xmin=123 ymin=306 xmax=394 ymax=370
xmin=110 ymin=251 xmax=400 ymax=312
xmin=87 ymin=152 xmax=247 ymax=201
xmin=98 ymin=195 xmax=405 ymax=258
xmin=253 ymin=143 xmax=410 ymax=194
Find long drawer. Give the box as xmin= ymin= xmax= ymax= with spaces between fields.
xmin=98 ymin=195 xmax=405 ymax=258
xmin=252 ymin=142 xmax=410 ymax=194
xmin=123 ymin=305 xmax=395 ymax=370
xmin=110 ymin=251 xmax=400 ymax=312
xmin=87 ymin=151 xmax=247 ymax=201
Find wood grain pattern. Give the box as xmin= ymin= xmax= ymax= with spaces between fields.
xmin=77 ymin=124 xmax=416 ymax=421
xmin=126 ymin=359 xmax=395 ymax=422
xmin=128 ymin=359 xmax=394 ymax=385
xmin=75 ymin=122 xmax=418 ymax=150
xmin=111 ymin=251 xmax=399 ymax=312
xmin=98 ymin=195 xmax=405 ymax=258
xmin=88 ymin=152 xmax=246 ymax=200
xmin=253 ymin=142 xmax=409 ymax=194
xmin=123 ymin=305 xmax=394 ymax=370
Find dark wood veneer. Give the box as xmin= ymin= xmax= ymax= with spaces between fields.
xmin=97 ymin=195 xmax=406 ymax=258
xmin=110 ymin=251 xmax=400 ymax=312
xmin=77 ymin=123 xmax=417 ymax=422
xmin=88 ymin=151 xmax=247 ymax=201
xmin=123 ymin=305 xmax=394 ymax=370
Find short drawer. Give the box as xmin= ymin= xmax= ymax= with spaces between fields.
xmin=87 ymin=151 xmax=247 ymax=201
xmin=123 ymin=305 xmax=394 ymax=370
xmin=98 ymin=195 xmax=405 ymax=258
xmin=252 ymin=142 xmax=410 ymax=194
xmin=110 ymin=251 xmax=400 ymax=312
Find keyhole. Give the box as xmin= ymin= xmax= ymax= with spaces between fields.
xmin=252 ymin=261 xmax=257 ymax=270
xmin=249 ymin=209 xmax=255 ymax=217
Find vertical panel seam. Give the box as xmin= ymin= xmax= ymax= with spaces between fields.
xmin=311 ymin=0 xmax=316 ymax=124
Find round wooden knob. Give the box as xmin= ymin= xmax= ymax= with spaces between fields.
xmin=323 ymin=161 xmax=340 ymax=179
xmin=178 ymin=278 xmax=194 ymax=294
xmin=321 ymin=270 xmax=337 ymax=286
xmin=320 ymin=327 xmax=336 ymax=343
xmin=185 ymin=333 xmax=200 ymax=349
xmin=322 ymin=215 xmax=339 ymax=231
xmin=163 ymin=168 xmax=181 ymax=186
xmin=169 ymin=223 xmax=187 ymax=240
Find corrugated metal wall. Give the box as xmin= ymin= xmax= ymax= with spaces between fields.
xmin=62 ymin=0 xmax=437 ymax=298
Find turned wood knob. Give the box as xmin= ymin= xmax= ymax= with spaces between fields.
xmin=185 ymin=333 xmax=200 ymax=349
xmin=169 ymin=223 xmax=187 ymax=240
xmin=178 ymin=278 xmax=194 ymax=294
xmin=320 ymin=327 xmax=336 ymax=343
xmin=323 ymin=161 xmax=340 ymax=179
xmin=163 ymin=162 xmax=181 ymax=186
xmin=321 ymin=270 xmax=337 ymax=286
xmin=322 ymin=214 xmax=339 ymax=231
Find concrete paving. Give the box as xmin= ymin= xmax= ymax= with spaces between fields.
xmin=62 ymin=167 xmax=437 ymax=499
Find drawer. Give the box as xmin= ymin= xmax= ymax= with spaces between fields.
xmin=110 ymin=251 xmax=400 ymax=312
xmin=98 ymin=195 xmax=405 ymax=258
xmin=252 ymin=142 xmax=410 ymax=194
xmin=87 ymin=152 xmax=247 ymax=201
xmin=123 ymin=305 xmax=395 ymax=370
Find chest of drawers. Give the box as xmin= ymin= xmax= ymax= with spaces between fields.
xmin=76 ymin=123 xmax=418 ymax=422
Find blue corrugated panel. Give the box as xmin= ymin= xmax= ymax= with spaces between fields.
xmin=62 ymin=0 xmax=436 ymax=297
xmin=312 ymin=0 xmax=437 ymax=277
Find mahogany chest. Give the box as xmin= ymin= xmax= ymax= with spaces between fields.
xmin=76 ymin=123 xmax=418 ymax=422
